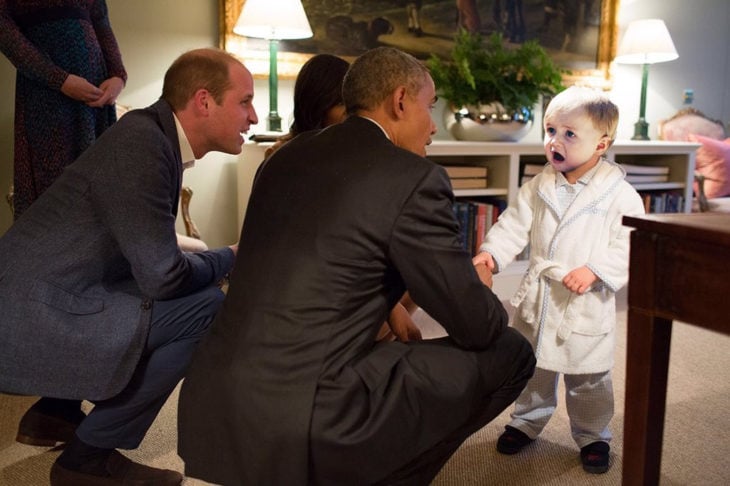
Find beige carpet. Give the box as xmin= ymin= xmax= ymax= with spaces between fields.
xmin=2 ymin=294 xmax=729 ymax=485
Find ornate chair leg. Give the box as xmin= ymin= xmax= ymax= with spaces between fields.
xmin=181 ymin=186 xmax=202 ymax=239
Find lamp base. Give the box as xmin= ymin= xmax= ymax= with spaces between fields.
xmin=631 ymin=119 xmax=650 ymax=141
xmin=267 ymin=112 xmax=282 ymax=132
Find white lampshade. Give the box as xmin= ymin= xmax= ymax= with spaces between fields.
xmin=614 ymin=19 xmax=678 ymax=65
xmin=234 ymin=0 xmax=313 ymax=40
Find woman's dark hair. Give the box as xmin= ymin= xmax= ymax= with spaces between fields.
xmin=290 ymin=54 xmax=350 ymax=136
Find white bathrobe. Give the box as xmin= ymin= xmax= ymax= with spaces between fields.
xmin=481 ymin=158 xmax=645 ymax=374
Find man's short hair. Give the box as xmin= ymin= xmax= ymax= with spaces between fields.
xmin=544 ymin=85 xmax=619 ymax=143
xmin=342 ymin=47 xmax=429 ymax=115
xmin=162 ymin=48 xmax=243 ymax=110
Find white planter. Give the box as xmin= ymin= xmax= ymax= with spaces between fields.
xmin=444 ymin=102 xmax=533 ymax=142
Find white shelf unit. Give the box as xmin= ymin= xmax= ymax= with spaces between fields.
xmin=238 ymin=139 xmax=699 ymax=229
xmin=426 ymin=139 xmax=699 ymax=213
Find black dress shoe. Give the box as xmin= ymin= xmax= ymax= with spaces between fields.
xmin=496 ymin=425 xmax=535 ymax=454
xmin=16 ymin=398 xmax=86 ymax=446
xmin=50 ymin=450 xmax=183 ymax=485
xmin=580 ymin=441 xmax=610 ymax=474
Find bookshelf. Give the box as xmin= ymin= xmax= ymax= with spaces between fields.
xmin=425 ymin=140 xmax=700 ymax=212
xmin=237 ymin=140 xmax=700 ymax=230
xmin=239 ymin=140 xmax=700 ymax=224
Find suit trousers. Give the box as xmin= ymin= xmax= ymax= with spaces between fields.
xmin=508 ymin=367 xmax=614 ymax=448
xmin=75 ymin=286 xmax=225 ymax=449
xmin=312 ymin=327 xmax=535 ymax=486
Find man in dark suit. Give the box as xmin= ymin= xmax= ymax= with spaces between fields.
xmin=178 ymin=46 xmax=535 ymax=485
xmin=0 ymin=48 xmax=258 ymax=485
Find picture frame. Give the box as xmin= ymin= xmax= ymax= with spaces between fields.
xmin=220 ymin=0 xmax=619 ymax=87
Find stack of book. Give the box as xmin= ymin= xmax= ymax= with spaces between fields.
xmin=521 ymin=163 xmax=546 ymax=185
xmin=443 ymin=165 xmax=488 ymax=189
xmin=453 ymin=198 xmax=507 ymax=255
xmin=620 ymin=163 xmax=670 ymax=183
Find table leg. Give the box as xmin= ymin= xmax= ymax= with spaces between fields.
xmin=622 ymin=310 xmax=673 ymax=486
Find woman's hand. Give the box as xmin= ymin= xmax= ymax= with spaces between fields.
xmin=376 ymin=303 xmax=422 ymax=342
xmin=61 ymin=75 xmax=125 ymax=107
xmin=60 ymin=74 xmax=104 ymax=103
xmin=88 ymin=76 xmax=125 ymax=107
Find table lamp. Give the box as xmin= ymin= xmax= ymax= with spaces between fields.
xmin=234 ymin=0 xmax=313 ymax=131
xmin=614 ymin=19 xmax=678 ymax=140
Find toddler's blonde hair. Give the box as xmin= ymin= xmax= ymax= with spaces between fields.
xmin=544 ymin=86 xmax=619 ymax=144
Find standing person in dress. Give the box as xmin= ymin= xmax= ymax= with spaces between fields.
xmin=178 ymin=46 xmax=535 ymax=486
xmin=474 ymin=86 xmax=645 ymax=473
xmin=0 ymin=0 xmax=127 ymax=219
xmin=0 ymin=47 xmax=257 ymax=485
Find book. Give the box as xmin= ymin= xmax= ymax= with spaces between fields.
xmin=620 ymin=163 xmax=670 ymax=175
xmin=625 ymin=174 xmax=670 ymax=183
xmin=450 ymin=178 xmax=488 ymax=189
xmin=520 ymin=175 xmax=535 ymax=186
xmin=454 ymin=202 xmax=471 ymax=252
xmin=522 ymin=163 xmax=546 ymax=176
xmin=471 ymin=201 xmax=489 ymax=254
xmin=443 ymin=165 xmax=488 ymax=178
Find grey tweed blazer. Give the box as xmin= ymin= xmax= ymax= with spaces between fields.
xmin=0 ymin=100 xmax=234 ymax=400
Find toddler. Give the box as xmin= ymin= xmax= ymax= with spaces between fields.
xmin=474 ymin=86 xmax=645 ymax=473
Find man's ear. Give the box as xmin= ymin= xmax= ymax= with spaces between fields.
xmin=392 ymin=86 xmax=407 ymax=119
xmin=192 ymin=88 xmax=210 ymax=115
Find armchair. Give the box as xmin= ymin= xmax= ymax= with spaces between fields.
xmin=658 ymin=108 xmax=730 ymax=212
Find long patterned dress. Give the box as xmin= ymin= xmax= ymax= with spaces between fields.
xmin=0 ymin=0 xmax=126 ymax=218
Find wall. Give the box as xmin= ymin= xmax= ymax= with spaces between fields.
xmin=1 ymin=0 xmax=729 ymax=245
xmin=610 ymin=0 xmax=730 ymax=140
xmin=0 ymin=0 xmax=237 ymax=244
xmin=105 ymin=0 xmax=243 ymax=248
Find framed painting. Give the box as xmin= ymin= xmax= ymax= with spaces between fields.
xmin=220 ymin=0 xmax=619 ymax=86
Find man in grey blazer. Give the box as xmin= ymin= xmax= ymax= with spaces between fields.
xmin=0 ymin=48 xmax=258 ymax=485
xmin=179 ymin=47 xmax=535 ymax=485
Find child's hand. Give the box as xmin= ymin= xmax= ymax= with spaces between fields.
xmin=472 ymin=251 xmax=495 ymax=271
xmin=562 ymin=266 xmax=598 ymax=294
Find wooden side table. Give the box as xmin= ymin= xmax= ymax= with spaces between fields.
xmin=622 ymin=213 xmax=730 ymax=485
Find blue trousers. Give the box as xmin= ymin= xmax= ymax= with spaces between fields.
xmin=76 ymin=286 xmax=224 ymax=449
xmin=508 ymin=367 xmax=614 ymax=448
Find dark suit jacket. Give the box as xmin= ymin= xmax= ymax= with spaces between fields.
xmin=0 ymin=100 xmax=234 ymax=400
xmin=178 ymin=116 xmax=507 ymax=485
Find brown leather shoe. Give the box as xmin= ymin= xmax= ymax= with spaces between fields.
xmin=16 ymin=400 xmax=85 ymax=446
xmin=50 ymin=451 xmax=183 ymax=485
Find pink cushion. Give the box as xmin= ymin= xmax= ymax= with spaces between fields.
xmin=689 ymin=134 xmax=730 ymax=199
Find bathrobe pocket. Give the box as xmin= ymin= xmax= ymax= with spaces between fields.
xmin=559 ymin=288 xmax=614 ymax=338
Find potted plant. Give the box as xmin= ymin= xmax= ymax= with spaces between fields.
xmin=427 ymin=29 xmax=567 ymax=141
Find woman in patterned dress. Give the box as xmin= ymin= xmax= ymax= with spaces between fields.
xmin=0 ymin=0 xmax=126 ymax=218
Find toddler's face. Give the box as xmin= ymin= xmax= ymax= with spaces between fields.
xmin=543 ymin=108 xmax=608 ymax=181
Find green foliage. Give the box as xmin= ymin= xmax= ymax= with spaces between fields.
xmin=427 ymin=30 xmax=567 ymax=110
